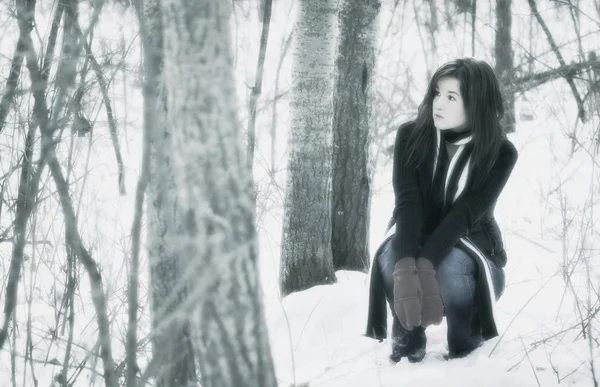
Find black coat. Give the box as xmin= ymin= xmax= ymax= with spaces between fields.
xmin=389 ymin=123 xmax=519 ymax=269
xmin=365 ymin=123 xmax=518 ymax=342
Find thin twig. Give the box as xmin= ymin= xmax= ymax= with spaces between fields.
xmin=0 ymin=31 xmax=25 ymax=133
xmin=270 ymin=27 xmax=293 ymax=174
xmin=125 ymin=52 xmax=152 ymax=387
xmin=60 ymin=245 xmax=76 ymax=386
xmin=74 ymin=22 xmax=127 ymax=195
xmin=0 ymin=0 xmax=39 ymax=352
xmin=41 ymin=1 xmax=65 ymax=83
xmin=25 ymin=210 xmax=39 ymax=387
xmin=11 ymin=313 xmax=17 ymax=387
xmin=519 ymin=335 xmax=542 ymax=387
xmin=489 ymin=272 xmax=558 ymax=357
xmin=17 ymin=0 xmax=119 ymax=385
xmin=0 ymin=103 xmax=38 ymax=352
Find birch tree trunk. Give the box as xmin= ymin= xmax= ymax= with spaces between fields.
xmin=138 ymin=1 xmax=197 ymax=386
xmin=495 ymin=0 xmax=515 ymax=132
xmin=331 ymin=0 xmax=379 ymax=273
xmin=279 ymin=0 xmax=337 ymax=296
xmin=159 ymin=2 xmax=277 ymax=387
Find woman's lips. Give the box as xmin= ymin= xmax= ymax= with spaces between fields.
xmin=434 ymin=114 xmax=443 ymax=119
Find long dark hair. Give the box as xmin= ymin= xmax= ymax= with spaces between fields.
xmin=404 ymin=58 xmax=506 ymax=190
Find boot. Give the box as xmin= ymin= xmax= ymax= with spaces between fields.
xmin=389 ymin=320 xmax=427 ymax=363
xmin=445 ymin=308 xmax=482 ymax=360
xmin=443 ymin=340 xmax=482 ymax=360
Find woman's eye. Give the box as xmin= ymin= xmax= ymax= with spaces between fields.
xmin=448 ymin=95 xmax=455 ymax=101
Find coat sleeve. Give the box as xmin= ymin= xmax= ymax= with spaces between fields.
xmin=418 ymin=140 xmax=518 ymax=266
xmin=391 ymin=124 xmax=423 ymax=262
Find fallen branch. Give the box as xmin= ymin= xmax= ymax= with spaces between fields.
xmin=519 ymin=335 xmax=542 ymax=387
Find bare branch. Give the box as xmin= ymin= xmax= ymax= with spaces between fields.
xmin=41 ymin=1 xmax=65 ymax=83
xmin=126 ymin=56 xmax=152 ymax=387
xmin=46 ymin=99 xmax=120 ymax=387
xmin=246 ymin=0 xmax=273 ymax=171
xmin=74 ymin=22 xmax=127 ymax=195
xmin=60 ymin=247 xmax=76 ymax=387
xmin=0 ymin=0 xmax=39 ymax=353
xmin=513 ymin=58 xmax=600 ymax=94
xmin=14 ymin=0 xmax=119 ymax=385
xmin=519 ymin=335 xmax=542 ymax=387
xmin=0 ymin=35 xmax=25 ymax=133
xmin=270 ymin=29 xmax=293 ymax=173
xmin=527 ymin=0 xmax=586 ymax=121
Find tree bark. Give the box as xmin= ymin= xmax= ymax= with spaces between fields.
xmin=135 ymin=0 xmax=197 ymax=386
xmin=159 ymin=1 xmax=277 ymax=386
xmin=279 ymin=0 xmax=338 ymax=296
xmin=495 ymin=0 xmax=515 ymax=132
xmin=331 ymin=0 xmax=379 ymax=272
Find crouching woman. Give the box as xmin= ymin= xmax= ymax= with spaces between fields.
xmin=365 ymin=58 xmax=518 ymax=362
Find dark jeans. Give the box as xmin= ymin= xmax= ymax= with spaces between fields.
xmin=376 ymin=238 xmax=505 ymax=356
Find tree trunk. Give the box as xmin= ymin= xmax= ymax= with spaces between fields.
xmin=494 ymin=0 xmax=515 ymax=132
xmin=159 ymin=2 xmax=277 ymax=387
xmin=279 ymin=0 xmax=337 ymax=296
xmin=137 ymin=1 xmax=197 ymax=386
xmin=331 ymin=0 xmax=379 ymax=273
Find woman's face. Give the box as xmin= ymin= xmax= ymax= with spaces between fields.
xmin=432 ymin=76 xmax=468 ymax=131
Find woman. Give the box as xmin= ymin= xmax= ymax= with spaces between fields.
xmin=365 ymin=58 xmax=518 ymax=362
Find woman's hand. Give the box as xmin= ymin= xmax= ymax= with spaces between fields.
xmin=416 ymin=258 xmax=444 ymax=327
xmin=392 ymin=257 xmax=423 ymax=330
